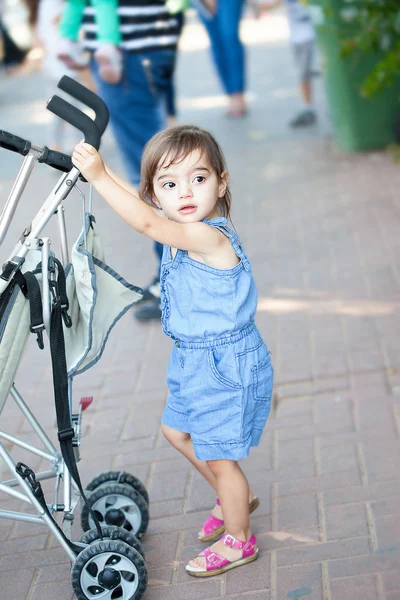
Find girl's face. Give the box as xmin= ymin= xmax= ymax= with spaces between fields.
xmin=152 ymin=150 xmax=226 ymax=223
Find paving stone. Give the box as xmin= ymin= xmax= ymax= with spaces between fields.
xmin=149 ymin=498 xmax=185 ymax=520
xmin=225 ymin=553 xmax=270 ymax=595
xmin=277 ymin=494 xmax=318 ymax=530
xmin=142 ymin=579 xmax=221 ymax=600
xmin=142 ymin=532 xmax=180 ymax=570
xmin=152 ymin=457 xmax=189 ymax=475
xmin=319 ymin=443 xmax=358 ymax=475
xmin=0 ymin=568 xmax=36 ymax=600
xmin=383 ymin=570 xmax=400 ymax=593
xmin=329 ymin=574 xmax=380 ymax=600
xmin=361 ymin=439 xmax=400 ymax=483
xmin=276 ymin=420 xmax=352 ymax=442
xmin=324 ymin=503 xmax=369 ymax=541
xmin=327 ymin=548 xmax=400 ymax=579
xmin=374 ymin=514 xmax=400 ymax=552
xmin=147 ymin=567 xmax=174 ymax=587
xmin=371 ymin=498 xmax=400 ymax=519
xmin=225 ymin=592 xmax=270 ymax=600
xmin=323 ymin=481 xmax=400 ymax=506
xmin=262 ymin=526 xmax=319 ymax=551
xmin=147 ymin=470 xmax=189 ymax=503
xmin=29 ymin=581 xmax=75 ymax=600
xmin=276 ymin=537 xmax=371 ymax=567
xmin=36 ymin=563 xmax=71 ymax=584
xmin=0 ymin=534 xmax=48 ymax=555
xmin=277 ymin=470 xmax=362 ymax=497
xmin=277 ymin=439 xmax=315 ymax=478
xmin=0 ymin=548 xmax=69 ymax=572
xmin=277 ymin=562 xmax=323 ymax=600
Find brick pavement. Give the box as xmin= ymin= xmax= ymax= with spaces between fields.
xmin=1 ymin=9 xmax=400 ymax=600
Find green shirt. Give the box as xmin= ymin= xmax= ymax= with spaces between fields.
xmin=166 ymin=0 xmax=190 ymax=14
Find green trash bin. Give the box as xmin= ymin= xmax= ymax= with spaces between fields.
xmin=308 ymin=0 xmax=400 ymax=151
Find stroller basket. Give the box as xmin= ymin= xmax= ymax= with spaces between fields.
xmin=0 ymin=76 xmax=149 ymax=600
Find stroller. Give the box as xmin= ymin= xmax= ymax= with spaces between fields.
xmin=0 ymin=76 xmax=149 ymax=600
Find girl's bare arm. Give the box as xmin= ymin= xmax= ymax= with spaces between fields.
xmin=72 ymin=143 xmax=223 ymax=254
xmin=105 ymin=165 xmax=139 ymax=196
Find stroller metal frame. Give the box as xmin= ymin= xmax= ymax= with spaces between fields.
xmin=0 ymin=87 xmax=98 ymax=562
xmin=0 ymin=76 xmax=149 ymax=599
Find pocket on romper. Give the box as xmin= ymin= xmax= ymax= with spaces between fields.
xmin=208 ymin=346 xmax=242 ymax=390
xmin=252 ymin=354 xmax=274 ymax=403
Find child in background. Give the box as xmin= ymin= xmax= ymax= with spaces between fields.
xmin=72 ymin=124 xmax=274 ymax=577
xmin=256 ymin=0 xmax=317 ymax=127
xmin=57 ymin=0 xmax=122 ymax=84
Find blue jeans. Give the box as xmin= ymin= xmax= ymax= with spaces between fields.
xmin=198 ymin=0 xmax=246 ymax=95
xmin=91 ymin=49 xmax=175 ymax=273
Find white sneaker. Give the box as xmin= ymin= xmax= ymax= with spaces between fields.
xmin=94 ymin=44 xmax=122 ymax=84
xmin=57 ymin=38 xmax=88 ymax=69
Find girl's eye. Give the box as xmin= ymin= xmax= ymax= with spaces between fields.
xmin=162 ymin=182 xmax=175 ymax=189
xmin=193 ymin=176 xmax=206 ymax=183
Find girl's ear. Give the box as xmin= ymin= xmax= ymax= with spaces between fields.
xmin=218 ymin=171 xmax=228 ymax=198
xmin=151 ymin=195 xmax=162 ymax=209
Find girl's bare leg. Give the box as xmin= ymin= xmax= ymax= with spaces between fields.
xmin=161 ymin=424 xmax=218 ymax=489
xmin=188 ymin=459 xmax=253 ymax=569
xmin=161 ymin=425 xmax=255 ymax=536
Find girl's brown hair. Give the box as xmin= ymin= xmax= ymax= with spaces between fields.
xmin=139 ymin=125 xmax=232 ymax=218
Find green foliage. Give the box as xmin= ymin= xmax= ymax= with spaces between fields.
xmin=337 ymin=1 xmax=400 ymax=97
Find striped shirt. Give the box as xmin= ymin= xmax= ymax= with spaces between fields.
xmin=82 ymin=0 xmax=180 ymax=53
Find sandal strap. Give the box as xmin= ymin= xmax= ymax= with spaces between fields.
xmin=202 ymin=513 xmax=224 ymax=536
xmin=222 ymin=533 xmax=257 ymax=552
xmin=203 ymin=547 xmax=230 ymax=570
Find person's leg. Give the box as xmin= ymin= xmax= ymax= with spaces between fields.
xmin=161 ymin=425 xmax=218 ymax=489
xmin=199 ymin=0 xmax=246 ymax=114
xmin=215 ymin=0 xmax=246 ymax=95
xmin=290 ymin=40 xmax=317 ymax=127
xmin=198 ymin=11 xmax=229 ymax=94
xmin=161 ymin=424 xmax=256 ymax=538
xmin=188 ymin=459 xmax=253 ymax=570
xmin=300 ymin=78 xmax=312 ymax=105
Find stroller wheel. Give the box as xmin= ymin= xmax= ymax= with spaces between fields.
xmin=86 ymin=471 xmax=149 ymax=505
xmin=79 ymin=525 xmax=145 ymax=559
xmin=71 ymin=539 xmax=147 ymax=600
xmin=81 ymin=483 xmax=149 ymax=538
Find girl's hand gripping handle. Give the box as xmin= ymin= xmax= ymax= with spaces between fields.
xmin=72 ymin=143 xmax=106 ymax=184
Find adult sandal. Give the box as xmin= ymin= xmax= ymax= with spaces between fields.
xmin=199 ymin=496 xmax=260 ymax=542
xmin=186 ymin=532 xmax=258 ymax=577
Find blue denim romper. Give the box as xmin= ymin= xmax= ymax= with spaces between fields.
xmin=160 ymin=217 xmax=274 ymax=461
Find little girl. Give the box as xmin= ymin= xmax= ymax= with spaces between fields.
xmin=72 ymin=125 xmax=274 ymax=577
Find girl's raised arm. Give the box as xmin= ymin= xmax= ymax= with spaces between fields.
xmin=72 ymin=143 xmax=223 ymax=254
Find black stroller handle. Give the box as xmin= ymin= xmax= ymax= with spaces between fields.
xmin=0 ymin=130 xmax=31 ymax=156
xmin=38 ymin=147 xmax=73 ymax=173
xmin=47 ymin=96 xmax=101 ymax=150
xmin=57 ymin=75 xmax=109 ymax=135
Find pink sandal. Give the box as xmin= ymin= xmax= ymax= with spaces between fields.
xmin=186 ymin=532 xmax=258 ymax=577
xmin=199 ymin=496 xmax=260 ymax=542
